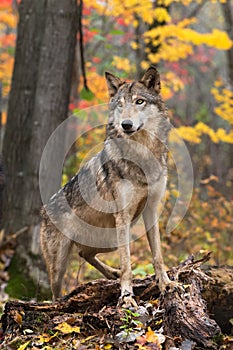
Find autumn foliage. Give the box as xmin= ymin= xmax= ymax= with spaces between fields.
xmin=0 ymin=1 xmax=233 ymax=349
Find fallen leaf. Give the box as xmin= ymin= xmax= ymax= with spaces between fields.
xmin=104 ymin=344 xmax=113 ymax=349
xmin=54 ymin=322 xmax=80 ymax=334
xmin=81 ymin=335 xmax=97 ymax=343
xmin=145 ymin=328 xmax=160 ymax=343
xmin=37 ymin=332 xmax=58 ymax=344
xmin=12 ymin=310 xmax=24 ymax=326
xmin=17 ymin=340 xmax=30 ymax=350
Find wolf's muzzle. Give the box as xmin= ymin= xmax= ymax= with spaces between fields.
xmin=121 ymin=120 xmax=143 ymax=135
xmin=121 ymin=119 xmax=133 ymax=132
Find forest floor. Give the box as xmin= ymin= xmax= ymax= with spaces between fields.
xmin=0 ymin=247 xmax=233 ymax=350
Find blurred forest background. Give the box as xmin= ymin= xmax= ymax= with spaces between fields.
xmin=0 ymin=0 xmax=232 ymax=302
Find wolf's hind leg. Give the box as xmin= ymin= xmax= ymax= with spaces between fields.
xmin=41 ymin=226 xmax=73 ymax=300
xmin=79 ymin=251 xmax=120 ymax=279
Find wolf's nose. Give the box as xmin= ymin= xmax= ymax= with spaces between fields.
xmin=121 ymin=119 xmax=133 ymax=131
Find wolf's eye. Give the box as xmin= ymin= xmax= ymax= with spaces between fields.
xmin=136 ymin=99 xmax=144 ymax=105
xmin=118 ymin=101 xmax=123 ymax=108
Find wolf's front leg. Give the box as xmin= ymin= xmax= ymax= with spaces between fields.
xmin=115 ymin=215 xmax=137 ymax=308
xmin=143 ymin=204 xmax=171 ymax=292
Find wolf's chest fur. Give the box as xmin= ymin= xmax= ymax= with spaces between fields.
xmin=58 ymin=130 xmax=167 ymax=231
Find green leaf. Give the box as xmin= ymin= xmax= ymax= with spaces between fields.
xmin=80 ymin=88 xmax=95 ymax=101
xmin=120 ymin=325 xmax=128 ymax=329
xmin=105 ymin=44 xmax=113 ymax=49
xmin=110 ymin=29 xmax=124 ymax=35
xmin=7 ymin=47 xmax=15 ymax=55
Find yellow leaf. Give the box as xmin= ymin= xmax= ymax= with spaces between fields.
xmin=149 ymin=299 xmax=159 ymax=307
xmin=1 ymin=111 xmax=7 ymax=125
xmin=145 ymin=327 xmax=160 ymax=344
xmin=172 ymin=189 xmax=180 ymax=198
xmin=131 ymin=41 xmax=139 ymax=50
xmin=132 ymin=19 xmax=138 ymax=27
xmin=54 ymin=322 xmax=80 ymax=334
xmin=0 ymin=12 xmax=16 ymax=28
xmin=112 ymin=56 xmax=133 ymax=73
xmin=154 ymin=7 xmax=171 ymax=23
xmin=17 ymin=340 xmax=31 ymax=350
xmin=81 ymin=335 xmax=96 ymax=343
xmin=214 ymin=79 xmax=223 ymax=87
xmin=37 ymin=332 xmax=58 ymax=344
xmin=104 ymin=344 xmax=113 ymax=349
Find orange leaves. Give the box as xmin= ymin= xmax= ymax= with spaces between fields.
xmin=0 ymin=0 xmax=13 ymax=10
xmin=0 ymin=0 xmax=17 ymax=29
xmin=135 ymin=328 xmax=165 ymax=349
xmin=79 ymin=68 xmax=108 ymax=105
xmin=1 ymin=33 xmax=15 ymax=47
xmin=117 ymin=306 xmax=165 ymax=350
xmin=0 ymin=11 xmax=16 ymax=29
xmin=0 ymin=54 xmax=14 ymax=97
xmin=0 ymin=1 xmax=17 ymax=98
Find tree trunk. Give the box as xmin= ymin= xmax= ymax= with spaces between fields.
xmin=220 ymin=0 xmax=233 ymax=87
xmin=134 ymin=15 xmax=147 ymax=79
xmin=2 ymin=0 xmax=78 ymax=299
xmin=220 ymin=0 xmax=233 ymax=177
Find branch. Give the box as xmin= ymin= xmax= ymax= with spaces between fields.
xmin=77 ymin=0 xmax=89 ymax=91
xmin=186 ymin=0 xmax=208 ymax=19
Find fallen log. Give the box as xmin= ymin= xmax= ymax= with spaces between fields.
xmin=1 ymin=254 xmax=233 ymax=349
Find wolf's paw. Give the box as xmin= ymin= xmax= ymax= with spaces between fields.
xmin=112 ymin=269 xmax=121 ymax=279
xmin=118 ymin=291 xmax=138 ymax=309
xmin=159 ymin=278 xmax=184 ymax=293
xmin=103 ymin=267 xmax=121 ymax=280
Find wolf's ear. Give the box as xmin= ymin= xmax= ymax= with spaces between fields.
xmin=105 ymin=72 xmax=123 ymax=97
xmin=140 ymin=66 xmax=161 ymax=93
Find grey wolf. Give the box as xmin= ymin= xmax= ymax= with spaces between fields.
xmin=40 ymin=66 xmax=173 ymax=306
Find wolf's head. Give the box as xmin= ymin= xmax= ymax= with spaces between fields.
xmin=105 ymin=67 xmax=169 ymax=141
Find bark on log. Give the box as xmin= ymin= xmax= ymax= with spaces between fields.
xmin=1 ymin=256 xmax=233 ymax=349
